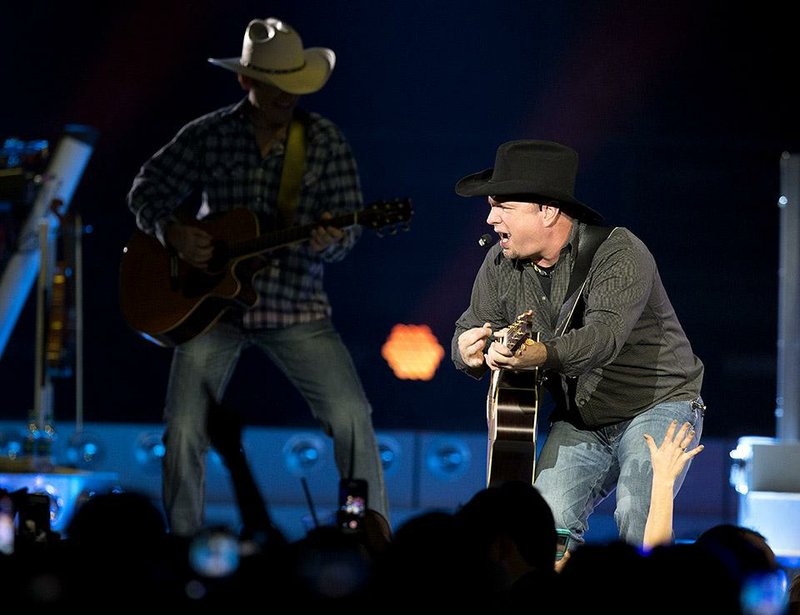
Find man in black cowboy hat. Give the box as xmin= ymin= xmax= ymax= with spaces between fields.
xmin=452 ymin=139 xmax=705 ymax=550
xmin=126 ymin=17 xmax=389 ymax=538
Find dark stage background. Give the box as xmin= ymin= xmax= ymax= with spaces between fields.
xmin=1 ymin=1 xmax=796 ymax=440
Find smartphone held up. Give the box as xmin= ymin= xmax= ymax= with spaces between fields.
xmin=337 ymin=478 xmax=368 ymax=533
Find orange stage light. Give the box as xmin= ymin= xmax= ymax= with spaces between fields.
xmin=381 ymin=324 xmax=445 ymax=381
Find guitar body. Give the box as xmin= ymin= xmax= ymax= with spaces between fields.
xmin=118 ymin=209 xmax=264 ymax=347
xmin=119 ymin=199 xmax=412 ymax=347
xmin=486 ymin=367 xmax=540 ymax=487
xmin=485 ymin=313 xmax=540 ymax=487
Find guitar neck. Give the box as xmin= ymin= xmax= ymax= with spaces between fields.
xmin=230 ymin=212 xmax=359 ymax=259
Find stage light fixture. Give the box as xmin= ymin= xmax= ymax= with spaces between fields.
xmin=64 ymin=430 xmax=103 ymax=468
xmin=425 ymin=437 xmax=472 ymax=480
xmin=282 ymin=434 xmax=326 ymax=475
xmin=0 ymin=429 xmax=26 ymax=461
xmin=377 ymin=435 xmax=401 ymax=477
xmin=134 ymin=431 xmax=166 ymax=473
xmin=729 ymin=440 xmax=751 ymax=495
xmin=381 ymin=323 xmax=445 ymax=381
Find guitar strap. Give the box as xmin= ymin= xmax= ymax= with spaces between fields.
xmin=556 ymin=224 xmax=617 ymax=336
xmin=551 ymin=224 xmax=617 ymax=414
xmin=276 ymin=117 xmax=307 ymax=228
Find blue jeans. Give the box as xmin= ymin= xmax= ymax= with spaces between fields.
xmin=161 ymin=317 xmax=388 ymax=536
xmin=534 ymin=398 xmax=704 ymax=547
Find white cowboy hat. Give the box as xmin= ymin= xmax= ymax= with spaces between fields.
xmin=208 ymin=18 xmax=335 ymax=95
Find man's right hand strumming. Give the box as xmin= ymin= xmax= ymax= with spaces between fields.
xmin=457 ymin=322 xmax=493 ymax=368
xmin=166 ymin=221 xmax=214 ymax=269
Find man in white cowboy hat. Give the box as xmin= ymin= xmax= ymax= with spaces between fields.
xmin=127 ymin=17 xmax=390 ymax=538
xmin=452 ymin=139 xmax=705 ymax=551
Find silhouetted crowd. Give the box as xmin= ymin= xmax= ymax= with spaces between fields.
xmin=1 ymin=483 xmax=798 ymax=613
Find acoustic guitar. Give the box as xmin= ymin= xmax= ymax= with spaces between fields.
xmin=119 ymin=199 xmax=412 ymax=347
xmin=485 ymin=310 xmax=542 ymax=487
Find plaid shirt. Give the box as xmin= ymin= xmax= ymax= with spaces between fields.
xmin=452 ymin=222 xmax=704 ymax=427
xmin=127 ymin=98 xmax=363 ymax=329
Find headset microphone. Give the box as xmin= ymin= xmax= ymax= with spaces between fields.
xmin=478 ymin=233 xmax=494 ymax=250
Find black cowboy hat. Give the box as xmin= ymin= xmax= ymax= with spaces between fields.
xmin=455 ymin=139 xmax=604 ymax=223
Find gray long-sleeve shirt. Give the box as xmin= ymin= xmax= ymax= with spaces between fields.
xmin=452 ymin=222 xmax=704 ymax=428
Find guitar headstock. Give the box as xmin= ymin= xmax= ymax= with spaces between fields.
xmin=359 ymin=198 xmax=413 ymax=235
xmin=505 ymin=310 xmax=534 ymax=352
